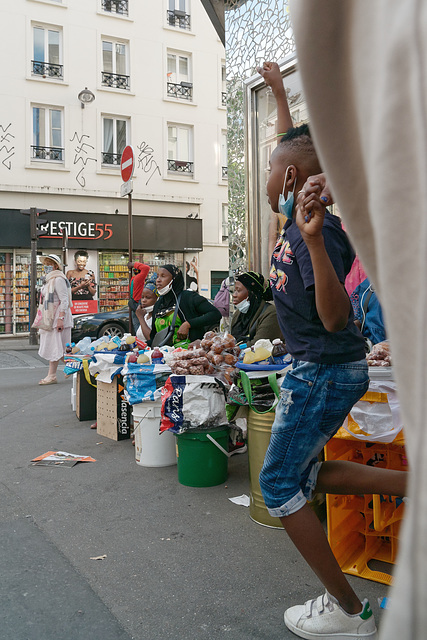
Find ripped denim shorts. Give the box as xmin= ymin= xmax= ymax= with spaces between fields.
xmin=259 ymin=358 xmax=369 ymax=518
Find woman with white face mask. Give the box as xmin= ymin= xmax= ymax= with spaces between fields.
xmin=148 ymin=264 xmax=222 ymax=347
xmin=37 ymin=254 xmax=73 ymax=385
xmin=230 ymin=271 xmax=283 ymax=346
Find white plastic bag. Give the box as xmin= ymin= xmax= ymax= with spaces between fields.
xmin=160 ymin=375 xmax=227 ymax=434
xmin=342 ymin=381 xmax=403 ymax=443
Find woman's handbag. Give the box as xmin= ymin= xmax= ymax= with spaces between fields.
xmin=32 ymin=304 xmax=54 ymax=331
xmin=151 ymin=295 xmax=182 ymax=348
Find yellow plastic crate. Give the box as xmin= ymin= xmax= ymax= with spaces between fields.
xmin=325 ymin=433 xmax=408 ymax=585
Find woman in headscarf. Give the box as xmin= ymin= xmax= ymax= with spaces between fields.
xmin=37 ymin=254 xmax=73 ymax=385
xmin=230 ymin=271 xmax=282 ymax=346
xmin=149 ymin=265 xmax=221 ymax=346
xmin=135 ymin=273 xmax=158 ymax=341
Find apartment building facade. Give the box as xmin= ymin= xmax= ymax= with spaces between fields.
xmin=0 ymin=0 xmax=228 ymax=334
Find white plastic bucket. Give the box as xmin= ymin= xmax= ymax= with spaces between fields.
xmin=133 ymin=400 xmax=177 ymax=467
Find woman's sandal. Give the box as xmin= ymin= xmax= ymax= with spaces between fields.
xmin=39 ymin=377 xmax=57 ymax=385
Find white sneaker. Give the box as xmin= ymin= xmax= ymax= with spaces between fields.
xmin=284 ymin=592 xmax=378 ymax=639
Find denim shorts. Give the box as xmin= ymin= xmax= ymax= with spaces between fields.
xmin=259 ymin=358 xmax=369 ymax=518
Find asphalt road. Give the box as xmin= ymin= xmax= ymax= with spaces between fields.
xmin=0 ymin=347 xmax=390 ymax=639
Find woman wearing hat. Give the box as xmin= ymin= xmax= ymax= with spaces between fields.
xmin=150 ymin=265 xmax=222 ymax=346
xmin=135 ymin=274 xmax=159 ymax=341
xmin=37 ymin=254 xmax=73 ymax=385
xmin=230 ymin=271 xmax=282 ymax=346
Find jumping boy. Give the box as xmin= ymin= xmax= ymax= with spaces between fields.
xmin=258 ymin=61 xmax=407 ymax=639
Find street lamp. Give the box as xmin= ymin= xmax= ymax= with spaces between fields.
xmin=78 ymin=87 xmax=96 ymax=108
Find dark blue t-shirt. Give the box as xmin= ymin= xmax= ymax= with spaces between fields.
xmin=270 ymin=211 xmax=366 ymax=364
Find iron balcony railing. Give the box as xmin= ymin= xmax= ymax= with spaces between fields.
xmin=32 ymin=60 xmax=63 ymax=79
xmin=101 ymin=71 xmax=130 ymax=90
xmin=167 ymin=9 xmax=191 ymax=29
xmin=31 ymin=145 xmax=64 ymax=161
xmin=167 ymin=159 xmax=194 ymax=173
xmin=101 ymin=0 xmax=129 ymax=15
xmin=222 ymin=91 xmax=227 ymax=106
xmin=167 ymin=82 xmax=193 ymax=100
xmin=222 ymin=166 xmax=228 ymax=179
xmin=102 ymin=152 xmax=122 ymax=165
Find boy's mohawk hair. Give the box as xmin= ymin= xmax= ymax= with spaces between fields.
xmin=280 ymin=123 xmax=311 ymax=143
xmin=277 ymin=122 xmax=322 ymax=174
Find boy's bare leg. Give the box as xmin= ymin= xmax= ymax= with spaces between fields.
xmin=280 ymin=505 xmax=362 ymax=614
xmin=279 ymin=462 xmax=407 ymax=614
xmin=316 ymin=460 xmax=407 ymax=497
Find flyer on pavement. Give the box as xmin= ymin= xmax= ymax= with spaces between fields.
xmin=31 ymin=451 xmax=96 ymax=467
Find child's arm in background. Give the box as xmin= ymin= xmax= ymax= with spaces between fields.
xmin=296 ymin=189 xmax=350 ymax=332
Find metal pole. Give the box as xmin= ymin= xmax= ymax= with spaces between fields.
xmin=128 ymin=192 xmax=133 ymax=334
xmin=29 ymin=207 xmax=38 ymax=346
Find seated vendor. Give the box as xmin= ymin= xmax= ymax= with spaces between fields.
xmin=149 ymin=265 xmax=222 ymax=346
xmin=230 ymin=271 xmax=283 ymax=346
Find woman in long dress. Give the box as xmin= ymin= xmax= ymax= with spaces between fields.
xmin=37 ymin=254 xmax=73 ymax=385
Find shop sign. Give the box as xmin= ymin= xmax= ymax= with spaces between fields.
xmin=0 ymin=209 xmax=203 ymax=252
xmin=71 ymin=300 xmax=99 ymax=315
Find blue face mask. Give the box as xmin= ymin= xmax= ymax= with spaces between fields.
xmin=278 ymin=166 xmax=297 ymax=220
xmin=44 ymin=265 xmax=54 ymax=275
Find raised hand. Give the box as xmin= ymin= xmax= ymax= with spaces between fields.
xmin=296 ymin=186 xmax=326 ymax=242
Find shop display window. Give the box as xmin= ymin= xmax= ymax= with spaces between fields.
xmin=0 ymin=251 xmax=43 ymax=335
xmin=98 ymin=251 xmax=184 ymax=313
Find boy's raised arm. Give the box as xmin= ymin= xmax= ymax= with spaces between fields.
xmin=258 ymin=61 xmax=293 ymax=135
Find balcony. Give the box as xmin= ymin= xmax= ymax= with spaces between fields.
xmin=102 ymin=152 xmax=121 ymax=165
xmin=101 ymin=71 xmax=130 ymax=90
xmin=31 ymin=146 xmax=64 ymax=161
xmin=167 ymin=9 xmax=191 ymax=30
xmin=32 ymin=61 xmax=63 ymax=79
xmin=221 ymin=91 xmax=227 ymax=106
xmin=102 ymin=0 xmax=129 ymax=15
xmin=167 ymin=159 xmax=194 ymax=174
xmin=222 ymin=166 xmax=228 ymax=179
xmin=167 ymin=81 xmax=193 ymax=101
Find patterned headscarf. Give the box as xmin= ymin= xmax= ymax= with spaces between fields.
xmin=144 ymin=273 xmax=158 ymax=296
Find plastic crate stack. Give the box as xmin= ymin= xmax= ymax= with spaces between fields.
xmin=324 ymin=390 xmax=408 ymax=585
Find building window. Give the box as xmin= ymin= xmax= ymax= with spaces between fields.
xmin=101 ymin=0 xmax=129 ymax=15
xmin=222 ymin=204 xmax=228 ymax=241
xmin=32 ymin=106 xmax=64 ymax=162
xmin=221 ymin=130 xmax=228 ymax=179
xmin=167 ymin=0 xmax=191 ymax=30
xmin=221 ymin=63 xmax=226 ymax=106
xmin=102 ymin=40 xmax=129 ymax=90
xmin=102 ymin=117 xmax=128 ymax=165
xmin=32 ymin=26 xmax=63 ymax=79
xmin=167 ymin=52 xmax=192 ymax=101
xmin=167 ymin=124 xmax=193 ymax=174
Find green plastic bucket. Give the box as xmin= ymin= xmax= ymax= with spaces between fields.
xmin=176 ymin=427 xmax=229 ymax=487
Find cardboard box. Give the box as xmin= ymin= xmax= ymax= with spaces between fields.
xmin=97 ymin=376 xmax=132 ymax=441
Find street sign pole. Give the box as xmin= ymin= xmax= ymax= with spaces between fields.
xmin=62 ymin=227 xmax=68 ymax=274
xmin=21 ymin=207 xmax=47 ymax=346
xmin=30 ymin=210 xmax=38 ymax=346
xmin=120 ymin=146 xmax=135 ymax=335
xmin=128 ymin=191 xmax=133 ymax=333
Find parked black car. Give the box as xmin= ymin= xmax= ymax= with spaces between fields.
xmin=72 ymin=309 xmax=130 ymax=342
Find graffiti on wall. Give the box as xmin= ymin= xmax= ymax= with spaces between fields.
xmin=136 ymin=141 xmax=161 ymax=186
xmin=0 ymin=123 xmax=15 ymax=170
xmin=70 ymin=132 xmax=97 ymax=187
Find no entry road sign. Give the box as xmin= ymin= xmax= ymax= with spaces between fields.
xmin=121 ymin=145 xmax=134 ymax=182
